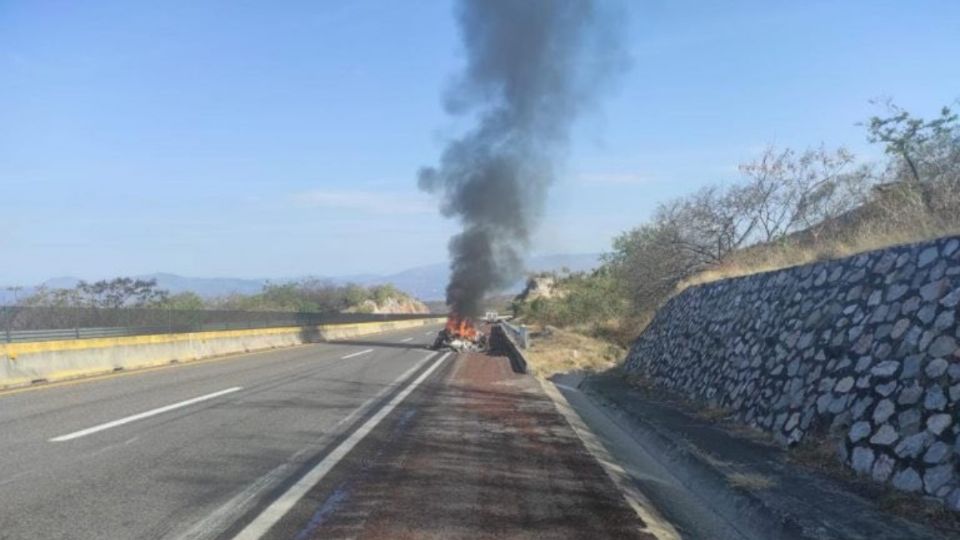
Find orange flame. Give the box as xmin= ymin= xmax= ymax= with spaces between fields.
xmin=445 ymin=314 xmax=478 ymax=340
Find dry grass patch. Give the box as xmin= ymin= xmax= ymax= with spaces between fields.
xmin=686 ymin=446 xmax=733 ymax=470
xmin=726 ymin=472 xmax=776 ymax=491
xmin=696 ymin=406 xmax=732 ymax=423
xmin=788 ymin=435 xmax=848 ymax=477
xmin=789 ymin=435 xmax=960 ymax=535
xmin=677 ymin=222 xmax=960 ymax=293
xmin=524 ymin=325 xmax=626 ymax=377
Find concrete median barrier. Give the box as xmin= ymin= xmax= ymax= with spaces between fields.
xmin=0 ymin=317 xmax=446 ymax=390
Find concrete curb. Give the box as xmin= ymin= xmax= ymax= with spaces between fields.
xmin=537 ymin=374 xmax=682 ymax=540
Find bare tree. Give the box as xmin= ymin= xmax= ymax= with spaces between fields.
xmin=736 ymin=145 xmax=868 ymax=242
xmin=602 ymin=144 xmax=872 ymax=323
xmin=650 ymin=187 xmax=744 ymax=266
xmin=646 ymin=145 xmax=867 ymax=271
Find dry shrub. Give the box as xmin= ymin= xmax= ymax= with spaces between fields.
xmin=524 ymin=325 xmax=626 ymax=377
xmin=677 ymin=184 xmax=960 ymax=293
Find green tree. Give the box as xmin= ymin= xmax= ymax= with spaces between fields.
xmin=370 ymin=284 xmax=401 ymax=305
xmin=21 ymin=278 xmax=169 ymax=308
xmin=19 ymin=286 xmax=82 ymax=307
xmin=161 ymin=292 xmax=206 ymax=310
xmin=76 ymin=277 xmax=169 ymax=308
xmin=866 ymin=100 xmax=957 ymax=185
xmin=343 ymin=284 xmax=370 ymax=307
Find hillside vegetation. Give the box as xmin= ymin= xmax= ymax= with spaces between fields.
xmin=17 ymin=277 xmax=429 ymax=314
xmin=515 ymin=101 xmax=960 ymax=347
xmin=522 ymin=325 xmax=625 ymax=377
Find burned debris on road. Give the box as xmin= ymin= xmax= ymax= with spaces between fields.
xmin=431 ymin=314 xmax=488 ymax=353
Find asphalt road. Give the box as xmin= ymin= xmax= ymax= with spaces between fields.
xmin=0 ymin=326 xmax=654 ymax=540
xmin=0 ymin=325 xmax=447 ymax=539
xmin=240 ymin=351 xmax=655 ymax=540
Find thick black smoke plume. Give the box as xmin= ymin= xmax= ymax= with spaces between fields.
xmin=419 ymin=0 xmax=626 ymax=317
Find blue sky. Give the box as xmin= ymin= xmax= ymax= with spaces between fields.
xmin=1 ymin=0 xmax=958 ymax=284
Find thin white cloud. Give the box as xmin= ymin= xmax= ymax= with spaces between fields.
xmin=576 ymin=171 xmax=654 ymax=186
xmin=294 ymin=189 xmax=435 ymax=215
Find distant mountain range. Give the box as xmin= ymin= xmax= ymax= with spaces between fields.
xmin=0 ymin=253 xmax=602 ymax=304
xmin=363 ymin=253 xmax=602 ymax=301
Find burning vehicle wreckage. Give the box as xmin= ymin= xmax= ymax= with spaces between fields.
xmin=431 ymin=315 xmax=488 ymax=352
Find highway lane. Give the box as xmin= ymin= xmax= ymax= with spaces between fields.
xmin=244 ymin=350 xmax=661 ymax=540
xmin=0 ymin=324 xmax=443 ymax=540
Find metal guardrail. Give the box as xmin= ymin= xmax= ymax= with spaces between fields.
xmin=491 ymin=323 xmax=528 ymax=374
xmin=501 ymin=320 xmax=529 ymax=349
xmin=0 ymin=306 xmax=438 ymax=343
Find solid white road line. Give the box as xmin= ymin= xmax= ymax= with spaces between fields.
xmin=233 ymin=351 xmax=451 ymax=540
xmin=49 ymin=387 xmax=243 ymax=442
xmin=177 ymin=350 xmax=440 ymax=540
xmin=340 ymin=348 xmax=374 ymax=359
xmin=400 ymin=337 xmax=413 ymax=343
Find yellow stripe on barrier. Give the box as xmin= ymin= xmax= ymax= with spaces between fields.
xmin=0 ymin=318 xmax=446 ymax=358
xmin=0 ymin=317 xmax=446 ymax=392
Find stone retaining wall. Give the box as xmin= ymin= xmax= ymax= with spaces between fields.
xmin=624 ymin=235 xmax=960 ymax=509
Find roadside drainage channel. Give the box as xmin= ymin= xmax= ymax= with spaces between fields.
xmin=485 ymin=327 xmax=905 ymax=538
xmin=577 ymin=373 xmax=948 ymax=540
xmin=494 ymin=324 xmax=950 ymax=539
